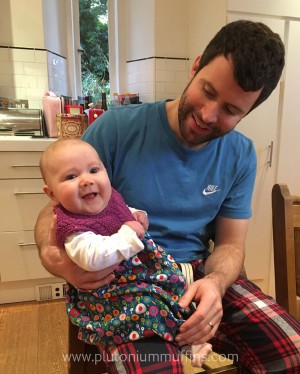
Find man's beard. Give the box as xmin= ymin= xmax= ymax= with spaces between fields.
xmin=178 ymin=91 xmax=223 ymax=147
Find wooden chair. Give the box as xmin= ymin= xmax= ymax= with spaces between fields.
xmin=272 ymin=183 xmax=300 ymax=320
xmin=68 ymin=320 xmax=107 ymax=373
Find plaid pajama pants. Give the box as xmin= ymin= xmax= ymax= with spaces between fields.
xmin=99 ymin=260 xmax=300 ymax=373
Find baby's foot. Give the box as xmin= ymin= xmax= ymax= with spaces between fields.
xmin=191 ymin=342 xmax=212 ymax=367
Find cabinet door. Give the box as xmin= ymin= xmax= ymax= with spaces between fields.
xmin=226 ymin=14 xmax=285 ymax=295
xmin=0 ymin=179 xmax=50 ymax=231
xmin=0 ymin=151 xmax=42 ymax=179
xmin=0 ymin=231 xmax=52 ymax=281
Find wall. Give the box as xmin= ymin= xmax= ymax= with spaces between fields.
xmin=42 ymin=0 xmax=72 ymax=99
xmin=0 ymin=0 xmax=46 ymax=108
xmin=188 ymin=0 xmax=227 ymax=64
xmin=123 ymin=0 xmax=191 ymax=102
xmin=125 ymin=0 xmax=156 ymax=102
xmin=0 ymin=0 xmax=44 ymax=48
xmin=111 ymin=0 xmax=227 ymax=103
xmin=126 ymin=0 xmax=155 ymax=60
xmin=0 ymin=0 xmax=73 ymax=108
xmin=0 ymin=0 xmax=227 ymax=107
xmin=43 ymin=0 xmax=68 ymax=56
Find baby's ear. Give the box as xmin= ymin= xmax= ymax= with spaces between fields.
xmin=43 ymin=185 xmax=56 ymax=202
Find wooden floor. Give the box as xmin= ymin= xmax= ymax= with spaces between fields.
xmin=0 ymin=299 xmax=69 ymax=374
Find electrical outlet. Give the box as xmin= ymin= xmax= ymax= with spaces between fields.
xmin=35 ymin=282 xmax=67 ymax=301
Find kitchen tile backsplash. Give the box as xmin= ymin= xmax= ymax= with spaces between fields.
xmin=0 ymin=47 xmax=69 ymax=109
xmin=1 ymin=47 xmax=189 ymax=109
xmin=127 ymin=57 xmax=189 ymax=103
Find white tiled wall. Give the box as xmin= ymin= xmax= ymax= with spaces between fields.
xmin=127 ymin=57 xmax=189 ymax=103
xmin=127 ymin=58 xmax=155 ymax=103
xmin=0 ymin=47 xmax=69 ymax=109
xmin=47 ymin=52 xmax=69 ymax=98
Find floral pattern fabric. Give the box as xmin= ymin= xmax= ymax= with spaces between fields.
xmin=66 ymin=232 xmax=193 ymax=347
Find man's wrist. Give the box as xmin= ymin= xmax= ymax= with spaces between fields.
xmin=204 ymin=271 xmax=228 ymax=297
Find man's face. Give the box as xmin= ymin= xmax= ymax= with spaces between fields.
xmin=177 ymin=55 xmax=262 ymax=147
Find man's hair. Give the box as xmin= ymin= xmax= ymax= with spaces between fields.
xmin=196 ymin=20 xmax=285 ymax=111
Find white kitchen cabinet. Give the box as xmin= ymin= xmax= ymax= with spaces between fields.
xmin=0 ymin=137 xmax=64 ymax=303
xmin=0 ymin=179 xmax=49 ymax=231
xmin=0 ymin=232 xmax=50 ymax=282
xmin=227 ymin=2 xmax=300 ymax=297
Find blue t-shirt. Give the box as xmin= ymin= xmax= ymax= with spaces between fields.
xmin=82 ymin=101 xmax=256 ymax=262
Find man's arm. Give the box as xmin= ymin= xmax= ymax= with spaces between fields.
xmin=176 ymin=216 xmax=248 ymax=346
xmin=34 ymin=203 xmax=116 ymax=289
xmin=34 ymin=202 xmax=57 ymax=270
xmin=204 ymin=215 xmax=247 ymax=295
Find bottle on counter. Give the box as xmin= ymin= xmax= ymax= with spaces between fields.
xmin=111 ymin=92 xmax=120 ymax=107
xmin=123 ymin=93 xmax=131 ymax=106
xmin=101 ymin=92 xmax=108 ymax=111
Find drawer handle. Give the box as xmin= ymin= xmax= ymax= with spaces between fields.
xmin=19 ymin=242 xmax=36 ymax=247
xmin=11 ymin=164 xmax=39 ymax=168
xmin=14 ymin=191 xmax=44 ymax=195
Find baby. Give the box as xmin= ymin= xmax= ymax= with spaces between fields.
xmin=40 ymin=138 xmax=212 ymax=367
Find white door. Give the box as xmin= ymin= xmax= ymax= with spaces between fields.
xmin=227 ymin=14 xmax=285 ymax=296
xmin=276 ymin=20 xmax=300 ymax=195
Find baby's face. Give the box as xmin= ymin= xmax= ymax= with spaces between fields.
xmin=46 ymin=142 xmax=112 ymax=215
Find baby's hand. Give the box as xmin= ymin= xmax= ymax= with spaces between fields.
xmin=125 ymin=220 xmax=145 ymax=239
xmin=132 ymin=210 xmax=149 ymax=230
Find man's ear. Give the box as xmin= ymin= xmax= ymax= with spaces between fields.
xmin=190 ymin=55 xmax=201 ymax=79
xmin=43 ymin=184 xmax=57 ymax=202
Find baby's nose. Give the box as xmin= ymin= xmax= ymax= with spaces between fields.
xmin=80 ymin=175 xmax=94 ymax=187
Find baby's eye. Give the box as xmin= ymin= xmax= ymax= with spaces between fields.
xmin=90 ymin=167 xmax=99 ymax=174
xmin=65 ymin=174 xmax=76 ymax=180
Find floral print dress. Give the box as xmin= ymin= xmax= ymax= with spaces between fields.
xmin=66 ymin=233 xmax=193 ymax=348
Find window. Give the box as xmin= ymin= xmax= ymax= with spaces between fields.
xmin=79 ymin=0 xmax=109 ymax=102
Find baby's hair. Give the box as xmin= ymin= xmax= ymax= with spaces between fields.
xmin=39 ymin=138 xmax=89 ymax=183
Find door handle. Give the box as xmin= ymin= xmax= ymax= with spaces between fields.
xmin=14 ymin=191 xmax=44 ymax=195
xmin=19 ymin=242 xmax=36 ymax=247
xmin=11 ymin=164 xmax=39 ymax=168
xmin=267 ymin=141 xmax=274 ymax=167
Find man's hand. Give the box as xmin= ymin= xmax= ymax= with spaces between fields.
xmin=175 ymin=216 xmax=248 ymax=345
xmin=175 ymin=278 xmax=223 ymax=346
xmin=41 ymin=214 xmax=116 ymax=289
xmin=124 ymin=220 xmax=145 ymax=239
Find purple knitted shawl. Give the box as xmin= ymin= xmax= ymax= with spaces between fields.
xmin=54 ymin=188 xmax=135 ymax=249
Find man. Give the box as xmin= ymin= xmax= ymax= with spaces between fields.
xmin=35 ymin=20 xmax=300 ymax=373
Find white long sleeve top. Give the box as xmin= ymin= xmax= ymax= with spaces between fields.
xmin=64 ymin=224 xmax=144 ymax=272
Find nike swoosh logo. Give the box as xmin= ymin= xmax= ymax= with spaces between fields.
xmin=203 ymin=189 xmax=220 ymax=196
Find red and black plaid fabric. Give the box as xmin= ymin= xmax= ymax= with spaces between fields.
xmin=193 ymin=260 xmax=300 ymax=373
xmin=99 ymin=259 xmax=300 ymax=373
xmin=102 ymin=337 xmax=184 ymax=373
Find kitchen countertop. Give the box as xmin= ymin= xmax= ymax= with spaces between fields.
xmin=0 ymin=136 xmax=56 ymax=151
